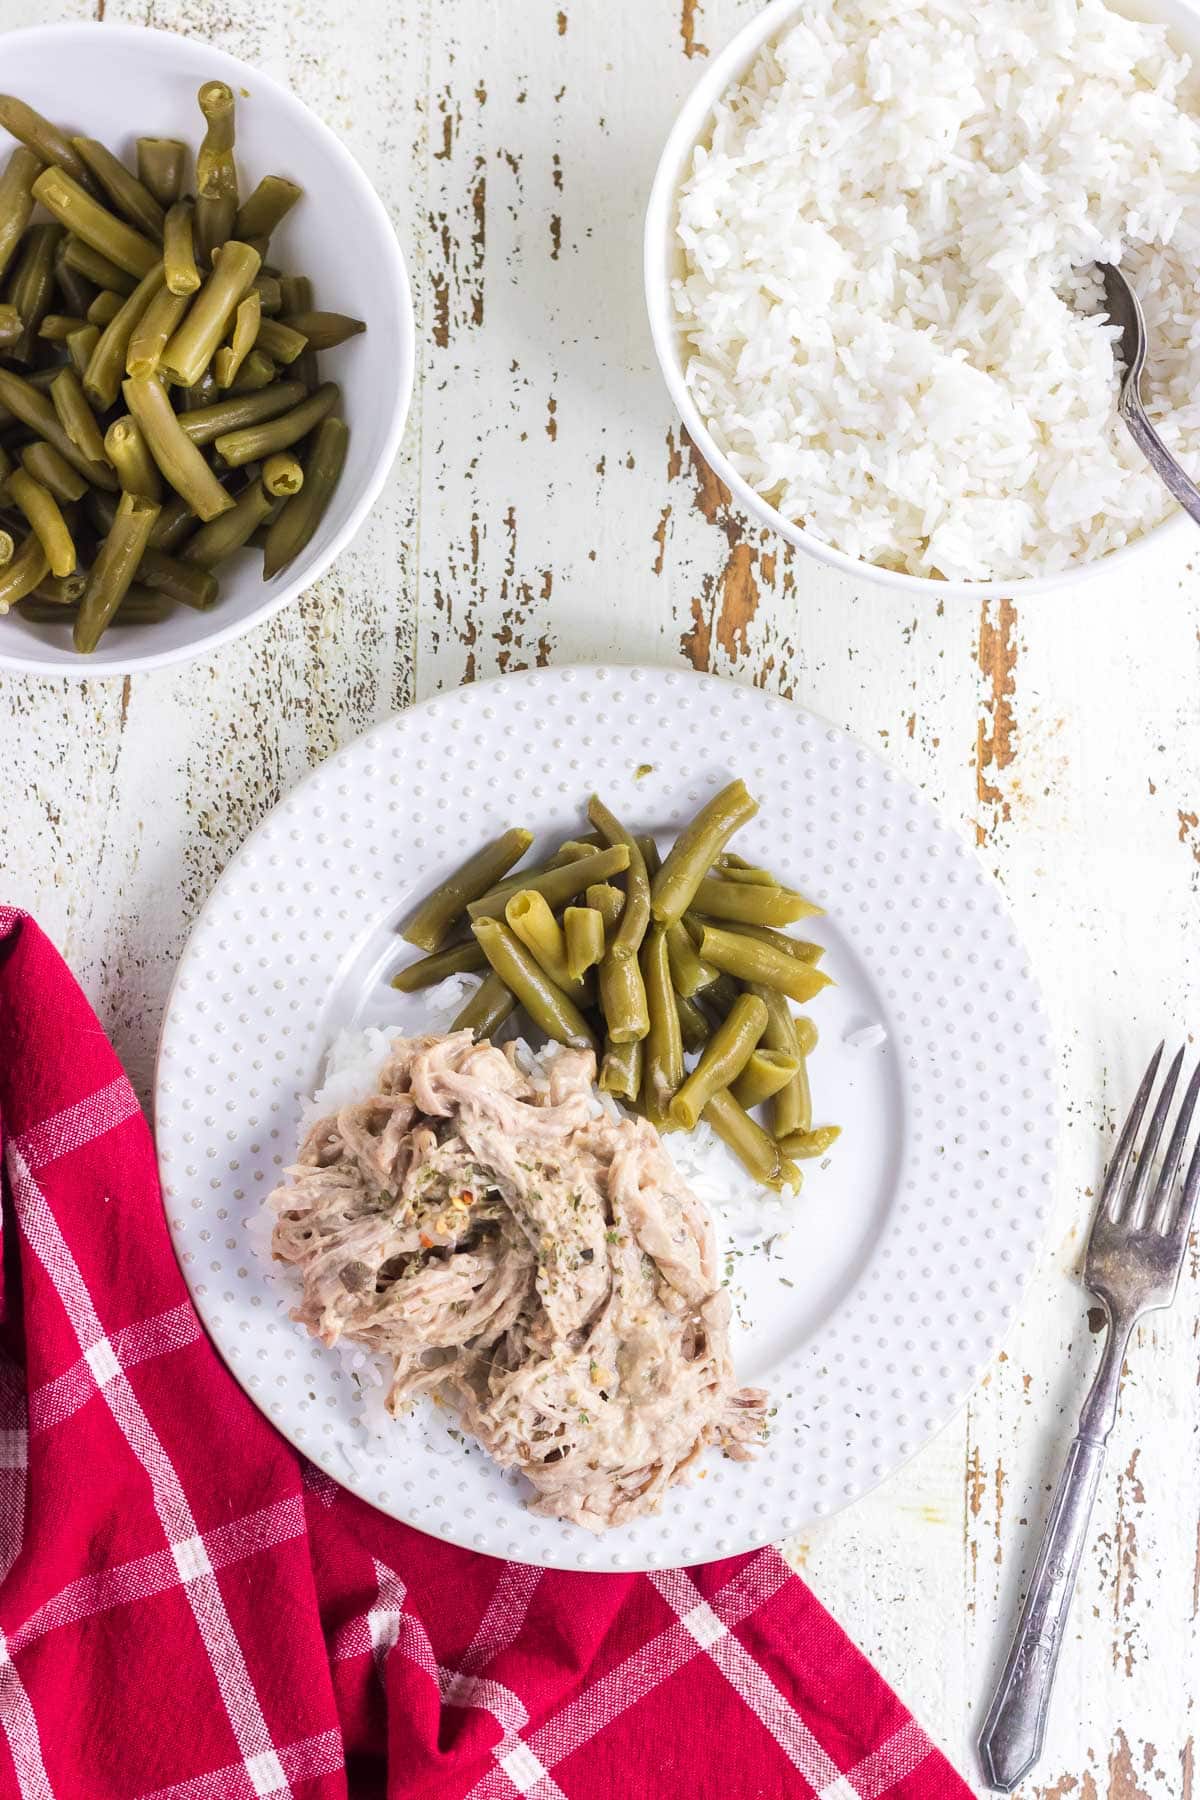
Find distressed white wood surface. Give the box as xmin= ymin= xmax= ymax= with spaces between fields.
xmin=2 ymin=1 xmax=1199 ymax=1792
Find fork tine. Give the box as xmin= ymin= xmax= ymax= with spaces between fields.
xmin=1100 ymin=1041 xmax=1164 ymax=1221
xmin=1126 ymin=1045 xmax=1185 ymax=1226
xmin=1156 ymin=1057 xmax=1200 ymax=1236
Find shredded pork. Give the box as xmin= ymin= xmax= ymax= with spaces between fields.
xmin=269 ymin=1031 xmax=766 ymax=1530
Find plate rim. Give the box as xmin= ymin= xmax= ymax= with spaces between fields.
xmin=155 ymin=661 xmax=1059 ymax=1569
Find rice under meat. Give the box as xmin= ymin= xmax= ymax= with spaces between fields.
xmin=674 ymin=0 xmax=1200 ymax=580
xmin=269 ymin=1030 xmax=766 ymax=1531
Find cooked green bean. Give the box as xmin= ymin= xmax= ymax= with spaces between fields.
xmin=715 ymin=853 xmax=778 ymax=886
xmin=271 ymin=272 xmax=307 ymax=315
xmin=391 ymin=940 xmax=488 ymax=992
xmin=472 ymin=919 xmax=596 ymax=1051
xmin=260 ymin=414 xmax=347 ymax=577
xmin=598 ymin=953 xmax=649 ymax=1046
xmin=0 ymin=303 xmax=19 ymax=349
xmin=0 ymin=97 xmax=96 ymax=191
xmin=136 ymin=139 xmax=187 ymax=210
xmin=215 ymin=379 xmax=337 ymax=468
xmin=74 ymin=492 xmax=160 ymax=652
xmin=32 ymin=167 xmax=158 ymax=277
xmin=669 ymin=993 xmax=766 ymax=1130
xmin=176 ymin=380 xmax=306 ymax=447
xmin=252 ymin=273 xmax=282 ymax=315
xmin=689 ymin=878 xmax=821 ymax=928
xmin=640 ymin=925 xmax=684 ymax=1125
xmin=564 ymin=906 xmax=605 ymax=982
xmin=30 ymin=569 xmax=87 ymax=605
xmin=550 ymin=838 xmax=602 ymax=865
xmin=675 ymin=991 xmax=711 ymax=1054
xmin=600 ymin=1038 xmax=642 ymax=1103
xmin=135 ymin=544 xmax=217 ymax=609
xmin=637 ymin=833 xmax=661 ymax=877
xmin=121 ymin=373 xmax=234 ymax=523
xmin=0 ymin=531 xmax=12 ymax=570
xmin=0 ymin=369 xmax=115 ymax=493
xmin=699 ymin=924 xmax=831 ymax=1003
xmin=776 ymin=1126 xmax=841 ymax=1160
xmin=585 ymin=883 xmax=625 ymax=935
xmin=451 ymin=969 xmax=515 ymax=1041
xmin=158 ymin=239 xmax=261 ymax=387
xmin=650 ymin=779 xmax=760 ymax=926
xmin=229 ymin=348 xmax=276 ymax=392
xmin=180 ymin=368 xmax=220 ymax=412
xmin=194 ymin=81 xmax=239 ymax=261
xmin=702 ymin=920 xmax=824 ymax=964
xmin=703 ymin=1089 xmax=801 ymax=1193
xmin=162 ymin=201 xmax=201 ymax=297
xmin=293 ymin=348 xmax=320 ymax=392
xmin=19 ymin=442 xmax=87 ymax=505
xmin=50 ymin=366 xmax=109 ymax=468
xmin=0 ymin=146 xmax=43 ymax=285
xmin=126 ymin=285 xmax=190 ymax=378
xmin=234 ymin=175 xmax=302 ymax=243
xmin=404 ymin=827 xmax=534 ymax=952
xmin=104 ymin=415 xmax=162 ymax=501
xmin=86 ymin=289 xmax=124 ymax=326
xmin=505 ymin=890 xmax=590 ymax=1000
xmin=279 ymin=309 xmax=366 ymax=352
xmin=52 ymin=243 xmax=95 ymax=317
xmin=664 ymin=919 xmax=718 ymax=998
xmin=261 ymin=452 xmax=303 ymax=498
xmin=6 ymin=468 xmax=76 ymax=578
xmin=62 ymin=235 xmax=137 ymax=294
xmin=746 ymin=984 xmax=812 ymax=1138
xmin=39 ymin=311 xmax=89 ymax=340
xmin=71 ymin=138 xmax=165 ymax=241
xmin=9 ymin=222 xmax=63 ymax=362
xmin=213 ymin=292 xmax=261 ymax=388
xmin=474 ymin=857 xmax=631 ymax=942
xmin=729 ymin=1049 xmax=801 ymax=1112
xmin=250 ymin=317 xmax=306 ymax=366
xmin=84 ymin=264 xmax=166 ymax=410
xmin=66 ymin=324 xmax=99 ymax=377
xmin=178 ymin=478 xmax=272 ymax=568
xmin=587 ymin=795 xmax=650 ymax=959
xmin=147 ymin=493 xmax=196 ymax=553
xmin=0 ymin=532 xmax=48 ymax=612
xmin=20 ymin=587 xmax=172 ymax=626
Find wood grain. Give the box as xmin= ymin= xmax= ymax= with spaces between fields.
xmin=3 ymin=2 xmax=1200 ymax=1792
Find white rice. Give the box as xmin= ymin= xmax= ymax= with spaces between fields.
xmin=674 ymin=0 xmax=1200 ymax=579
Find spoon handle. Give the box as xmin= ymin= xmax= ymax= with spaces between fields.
xmin=1122 ymin=392 xmax=1200 ymax=528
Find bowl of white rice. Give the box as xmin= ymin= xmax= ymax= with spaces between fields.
xmin=644 ymin=0 xmax=1200 ymax=595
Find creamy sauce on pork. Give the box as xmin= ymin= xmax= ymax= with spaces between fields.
xmin=269 ymin=1031 xmax=765 ymax=1530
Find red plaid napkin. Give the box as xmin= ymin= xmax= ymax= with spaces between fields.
xmin=0 ymin=906 xmax=972 ymax=1800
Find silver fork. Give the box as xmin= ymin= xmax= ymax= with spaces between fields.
xmin=979 ymin=1042 xmax=1200 ymax=1793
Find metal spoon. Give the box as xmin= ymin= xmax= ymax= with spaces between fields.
xmin=1099 ymin=261 xmax=1200 ymax=526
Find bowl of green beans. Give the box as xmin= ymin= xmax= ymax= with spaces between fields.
xmin=0 ymin=22 xmax=414 ymax=675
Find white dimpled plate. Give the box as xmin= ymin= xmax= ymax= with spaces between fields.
xmin=155 ymin=665 xmax=1056 ymax=1572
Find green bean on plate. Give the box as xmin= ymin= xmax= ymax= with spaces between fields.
xmin=389 ymin=780 xmax=840 ymax=1195
xmin=0 ymin=79 xmax=366 ymax=653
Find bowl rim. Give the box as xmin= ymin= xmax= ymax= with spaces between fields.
xmin=0 ymin=19 xmax=416 ymax=680
xmin=642 ymin=0 xmax=1187 ymax=600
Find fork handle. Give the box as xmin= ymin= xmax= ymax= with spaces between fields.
xmin=977 ymin=1434 xmax=1107 ymax=1791
xmin=1121 ymin=395 xmax=1200 ymax=528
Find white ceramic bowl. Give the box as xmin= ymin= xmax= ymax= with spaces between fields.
xmin=644 ymin=0 xmax=1198 ymax=599
xmin=0 ymin=22 xmax=414 ymax=676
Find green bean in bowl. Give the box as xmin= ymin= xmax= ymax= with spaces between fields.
xmin=0 ymin=27 xmax=410 ymax=674
xmin=390 ymin=779 xmax=841 ymax=1196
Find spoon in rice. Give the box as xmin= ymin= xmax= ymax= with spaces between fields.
xmin=1099 ymin=262 xmax=1200 ymax=526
